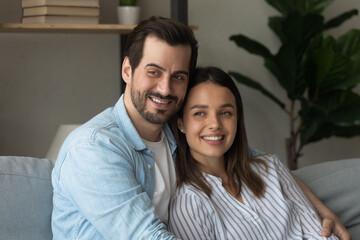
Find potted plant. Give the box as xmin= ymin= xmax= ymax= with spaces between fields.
xmin=229 ymin=0 xmax=360 ymax=170
xmin=117 ymin=0 xmax=140 ymax=25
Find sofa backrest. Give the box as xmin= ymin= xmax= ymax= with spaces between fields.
xmin=1 ymin=155 xmax=359 ymax=239
xmin=0 ymin=156 xmax=54 ymax=240
xmin=293 ymin=158 xmax=360 ymax=238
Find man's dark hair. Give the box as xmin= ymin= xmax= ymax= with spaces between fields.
xmin=124 ymin=16 xmax=198 ymax=78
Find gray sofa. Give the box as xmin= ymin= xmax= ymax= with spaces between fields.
xmin=0 ymin=156 xmax=359 ymax=240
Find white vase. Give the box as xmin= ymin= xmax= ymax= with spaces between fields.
xmin=117 ymin=6 xmax=140 ymax=25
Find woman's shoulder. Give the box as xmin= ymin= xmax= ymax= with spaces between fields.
xmin=174 ymin=182 xmax=209 ymax=201
xmin=250 ymin=153 xmax=285 ymax=173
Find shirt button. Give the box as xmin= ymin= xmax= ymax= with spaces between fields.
xmin=253 ymin=214 xmax=259 ymax=220
xmin=148 ymin=164 xmax=152 ymax=169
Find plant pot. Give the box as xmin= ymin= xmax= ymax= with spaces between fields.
xmin=117 ymin=6 xmax=140 ymax=25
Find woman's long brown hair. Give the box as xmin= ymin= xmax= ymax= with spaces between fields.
xmin=173 ymin=66 xmax=267 ymax=198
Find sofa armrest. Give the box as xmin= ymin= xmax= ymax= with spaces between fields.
xmin=292 ymin=158 xmax=360 ymax=238
xmin=0 ymin=156 xmax=54 ymax=240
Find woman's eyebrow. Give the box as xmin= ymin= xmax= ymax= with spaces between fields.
xmin=190 ymin=104 xmax=208 ymax=110
xmin=220 ymin=103 xmax=235 ymax=109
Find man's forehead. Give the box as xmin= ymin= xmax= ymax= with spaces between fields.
xmin=141 ymin=36 xmax=191 ymax=71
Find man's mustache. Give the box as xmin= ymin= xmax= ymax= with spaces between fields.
xmin=147 ymin=91 xmax=178 ymax=102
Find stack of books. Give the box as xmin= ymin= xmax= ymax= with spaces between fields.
xmin=21 ymin=0 xmax=100 ymax=24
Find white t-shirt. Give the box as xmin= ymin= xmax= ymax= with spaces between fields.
xmin=142 ymin=131 xmax=176 ymax=223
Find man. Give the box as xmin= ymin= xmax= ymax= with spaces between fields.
xmin=52 ymin=16 xmax=350 ymax=239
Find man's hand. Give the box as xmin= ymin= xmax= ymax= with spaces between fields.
xmin=320 ymin=215 xmax=351 ymax=240
xmin=291 ymin=173 xmax=351 ymax=240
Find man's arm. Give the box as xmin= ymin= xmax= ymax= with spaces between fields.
xmin=292 ymin=174 xmax=351 ymax=240
xmin=57 ymin=143 xmax=177 ymax=240
xmin=248 ymin=147 xmax=350 ymax=239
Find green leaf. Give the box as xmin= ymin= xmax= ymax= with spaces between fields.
xmin=277 ymin=13 xmax=324 ymax=57
xmin=120 ymin=0 xmax=137 ymax=5
xmin=229 ymin=34 xmax=273 ymax=59
xmin=300 ymin=121 xmax=320 ymax=145
xmin=264 ymin=0 xmax=334 ymax=15
xmin=302 ymin=123 xmax=360 ymax=145
xmin=338 ymin=29 xmax=360 ymax=71
xmin=307 ymin=43 xmax=335 ymax=87
xmin=228 ymin=71 xmax=286 ymax=109
xmin=297 ymin=0 xmax=335 ymax=14
xmin=318 ymin=91 xmax=360 ymax=126
xmin=324 ymin=9 xmax=358 ymax=30
xmin=320 ymin=53 xmax=353 ymax=92
xmin=270 ymin=44 xmax=306 ymax=99
xmin=268 ymin=16 xmax=286 ymax=43
xmin=264 ymin=0 xmax=296 ymax=15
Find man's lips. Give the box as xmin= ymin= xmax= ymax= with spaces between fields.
xmin=149 ymin=96 xmax=172 ymax=105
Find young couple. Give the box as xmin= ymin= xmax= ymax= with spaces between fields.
xmin=51 ymin=16 xmax=350 ymax=239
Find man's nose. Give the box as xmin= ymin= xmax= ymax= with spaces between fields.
xmin=156 ymin=76 xmax=171 ymax=96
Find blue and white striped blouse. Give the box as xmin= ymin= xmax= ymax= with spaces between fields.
xmin=169 ymin=155 xmax=338 ymax=240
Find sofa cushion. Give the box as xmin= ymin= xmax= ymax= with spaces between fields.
xmin=293 ymin=158 xmax=360 ymax=238
xmin=0 ymin=156 xmax=54 ymax=240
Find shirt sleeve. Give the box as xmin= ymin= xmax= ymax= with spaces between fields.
xmin=270 ymin=155 xmax=339 ymax=240
xmin=169 ymin=190 xmax=219 ymax=240
xmin=58 ymin=141 xmax=177 ymax=240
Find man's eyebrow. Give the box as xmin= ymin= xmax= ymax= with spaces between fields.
xmin=173 ymin=70 xmax=189 ymax=77
xmin=145 ymin=63 xmax=189 ymax=76
xmin=145 ymin=63 xmax=166 ymax=71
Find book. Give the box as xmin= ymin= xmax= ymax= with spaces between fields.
xmin=21 ymin=15 xmax=99 ymax=24
xmin=23 ymin=6 xmax=100 ymax=17
xmin=21 ymin=0 xmax=99 ymax=8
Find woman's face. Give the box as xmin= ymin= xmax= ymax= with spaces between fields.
xmin=178 ymin=82 xmax=237 ymax=165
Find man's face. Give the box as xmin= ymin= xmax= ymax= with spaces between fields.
xmin=123 ymin=35 xmax=191 ymax=125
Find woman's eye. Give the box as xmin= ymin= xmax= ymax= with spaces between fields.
xmin=194 ymin=112 xmax=204 ymax=116
xmin=221 ymin=111 xmax=232 ymax=116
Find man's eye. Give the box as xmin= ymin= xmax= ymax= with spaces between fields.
xmin=173 ymin=75 xmax=186 ymax=81
xmin=148 ymin=70 xmax=159 ymax=76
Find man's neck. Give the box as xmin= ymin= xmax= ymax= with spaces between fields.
xmin=123 ymin=94 xmax=164 ymax=142
xmin=135 ymin=120 xmax=163 ymax=142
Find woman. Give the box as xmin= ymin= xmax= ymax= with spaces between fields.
xmin=169 ymin=66 xmax=338 ymax=239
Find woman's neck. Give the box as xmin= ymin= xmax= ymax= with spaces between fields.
xmin=196 ymin=156 xmax=244 ymax=204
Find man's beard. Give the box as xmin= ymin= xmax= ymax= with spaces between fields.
xmin=130 ymin=87 xmax=181 ymax=124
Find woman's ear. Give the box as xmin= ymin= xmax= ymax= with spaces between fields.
xmin=177 ymin=118 xmax=185 ymax=133
xmin=122 ymin=57 xmax=132 ymax=84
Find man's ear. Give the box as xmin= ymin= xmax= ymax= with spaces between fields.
xmin=122 ymin=57 xmax=132 ymax=84
xmin=177 ymin=118 xmax=185 ymax=133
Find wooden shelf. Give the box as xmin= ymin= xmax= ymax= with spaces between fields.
xmin=0 ymin=23 xmax=198 ymax=34
xmin=0 ymin=23 xmax=136 ymax=34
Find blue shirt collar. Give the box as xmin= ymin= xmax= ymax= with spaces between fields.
xmin=114 ymin=95 xmax=177 ymax=154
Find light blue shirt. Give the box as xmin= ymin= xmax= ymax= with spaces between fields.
xmin=51 ymin=95 xmax=178 ymax=240
xmin=169 ymin=155 xmax=338 ymax=240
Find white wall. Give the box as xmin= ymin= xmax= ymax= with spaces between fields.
xmin=1 ymin=0 xmax=359 ymax=167
xmin=186 ymin=0 xmax=360 ymax=167
xmin=0 ymin=1 xmax=121 ymax=157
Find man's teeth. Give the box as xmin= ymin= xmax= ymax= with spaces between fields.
xmin=202 ymin=136 xmax=223 ymax=141
xmin=151 ymin=98 xmax=170 ymax=104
